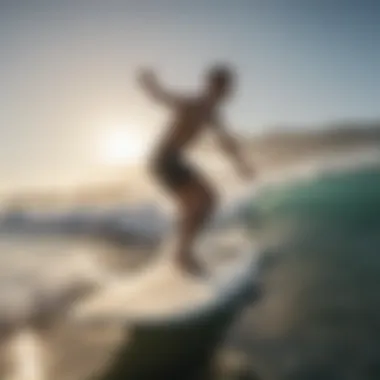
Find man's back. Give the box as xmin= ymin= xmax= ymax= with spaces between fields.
xmin=159 ymin=97 xmax=217 ymax=153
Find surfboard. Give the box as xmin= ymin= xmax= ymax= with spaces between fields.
xmin=71 ymin=229 xmax=258 ymax=326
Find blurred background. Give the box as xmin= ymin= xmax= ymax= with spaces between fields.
xmin=0 ymin=1 xmax=379 ymax=379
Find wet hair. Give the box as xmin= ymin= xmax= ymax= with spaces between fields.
xmin=206 ymin=64 xmax=235 ymax=91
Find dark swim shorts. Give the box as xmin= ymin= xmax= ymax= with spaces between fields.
xmin=152 ymin=150 xmax=195 ymax=191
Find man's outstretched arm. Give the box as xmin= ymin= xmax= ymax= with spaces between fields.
xmin=137 ymin=69 xmax=181 ymax=108
xmin=211 ymin=118 xmax=255 ymax=181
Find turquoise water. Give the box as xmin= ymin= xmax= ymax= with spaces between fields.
xmin=251 ymin=166 xmax=380 ymax=228
xmin=242 ymin=165 xmax=380 ymax=379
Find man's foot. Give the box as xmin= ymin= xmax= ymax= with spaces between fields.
xmin=175 ymin=254 xmax=207 ymax=277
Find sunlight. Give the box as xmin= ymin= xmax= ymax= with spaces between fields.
xmin=99 ymin=128 xmax=147 ymax=165
xmin=8 ymin=328 xmax=47 ymax=380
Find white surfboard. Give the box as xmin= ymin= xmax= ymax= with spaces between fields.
xmin=71 ymin=228 xmax=258 ymax=326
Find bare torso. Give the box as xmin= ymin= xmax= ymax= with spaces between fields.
xmin=156 ymin=97 xmax=217 ymax=155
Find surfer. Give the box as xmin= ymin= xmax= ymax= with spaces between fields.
xmin=138 ymin=64 xmax=254 ymax=275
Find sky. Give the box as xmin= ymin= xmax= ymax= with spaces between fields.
xmin=0 ymin=0 xmax=379 ymax=190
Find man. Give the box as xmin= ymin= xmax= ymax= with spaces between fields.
xmin=138 ymin=64 xmax=254 ymax=275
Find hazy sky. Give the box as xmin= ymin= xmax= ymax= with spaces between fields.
xmin=0 ymin=0 xmax=379 ymax=189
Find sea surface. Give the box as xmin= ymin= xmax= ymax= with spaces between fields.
xmin=0 ymin=146 xmax=379 ymax=380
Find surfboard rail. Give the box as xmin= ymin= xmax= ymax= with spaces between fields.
xmin=69 ymin=248 xmax=259 ymax=380
xmin=95 ymin=287 xmax=251 ymax=380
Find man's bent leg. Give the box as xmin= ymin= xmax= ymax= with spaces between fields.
xmin=174 ymin=178 xmax=216 ymax=275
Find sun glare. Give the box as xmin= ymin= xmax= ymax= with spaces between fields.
xmin=100 ymin=128 xmax=147 ymax=165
